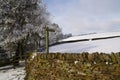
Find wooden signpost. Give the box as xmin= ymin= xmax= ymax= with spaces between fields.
xmin=45 ymin=26 xmax=55 ymax=54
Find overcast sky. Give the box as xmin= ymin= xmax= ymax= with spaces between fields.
xmin=44 ymin=0 xmax=120 ymax=35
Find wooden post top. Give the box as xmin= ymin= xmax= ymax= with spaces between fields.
xmin=46 ymin=27 xmax=55 ymax=32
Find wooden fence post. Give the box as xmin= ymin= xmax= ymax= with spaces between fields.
xmin=45 ymin=26 xmax=55 ymax=54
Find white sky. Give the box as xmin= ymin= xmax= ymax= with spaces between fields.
xmin=44 ymin=0 xmax=120 ymax=35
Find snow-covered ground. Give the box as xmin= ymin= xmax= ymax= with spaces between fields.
xmin=50 ymin=32 xmax=120 ymax=53
xmin=60 ymin=32 xmax=120 ymax=42
xmin=0 ymin=65 xmax=25 ymax=80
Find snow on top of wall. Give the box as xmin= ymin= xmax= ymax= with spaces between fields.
xmin=60 ymin=32 xmax=120 ymax=42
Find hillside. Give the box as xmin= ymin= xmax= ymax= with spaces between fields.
xmin=50 ymin=32 xmax=120 ymax=53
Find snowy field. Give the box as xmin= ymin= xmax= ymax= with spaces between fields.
xmin=50 ymin=32 xmax=120 ymax=53
xmin=60 ymin=32 xmax=120 ymax=42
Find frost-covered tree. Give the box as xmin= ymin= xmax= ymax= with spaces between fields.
xmin=0 ymin=0 xmax=51 ymax=65
xmin=0 ymin=0 xmax=64 ymax=65
xmin=49 ymin=23 xmax=63 ymax=45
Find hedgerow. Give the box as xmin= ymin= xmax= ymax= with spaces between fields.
xmin=25 ymin=52 xmax=120 ymax=80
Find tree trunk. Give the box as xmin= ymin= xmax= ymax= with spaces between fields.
xmin=13 ymin=42 xmax=20 ymax=67
xmin=13 ymin=41 xmax=24 ymax=67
